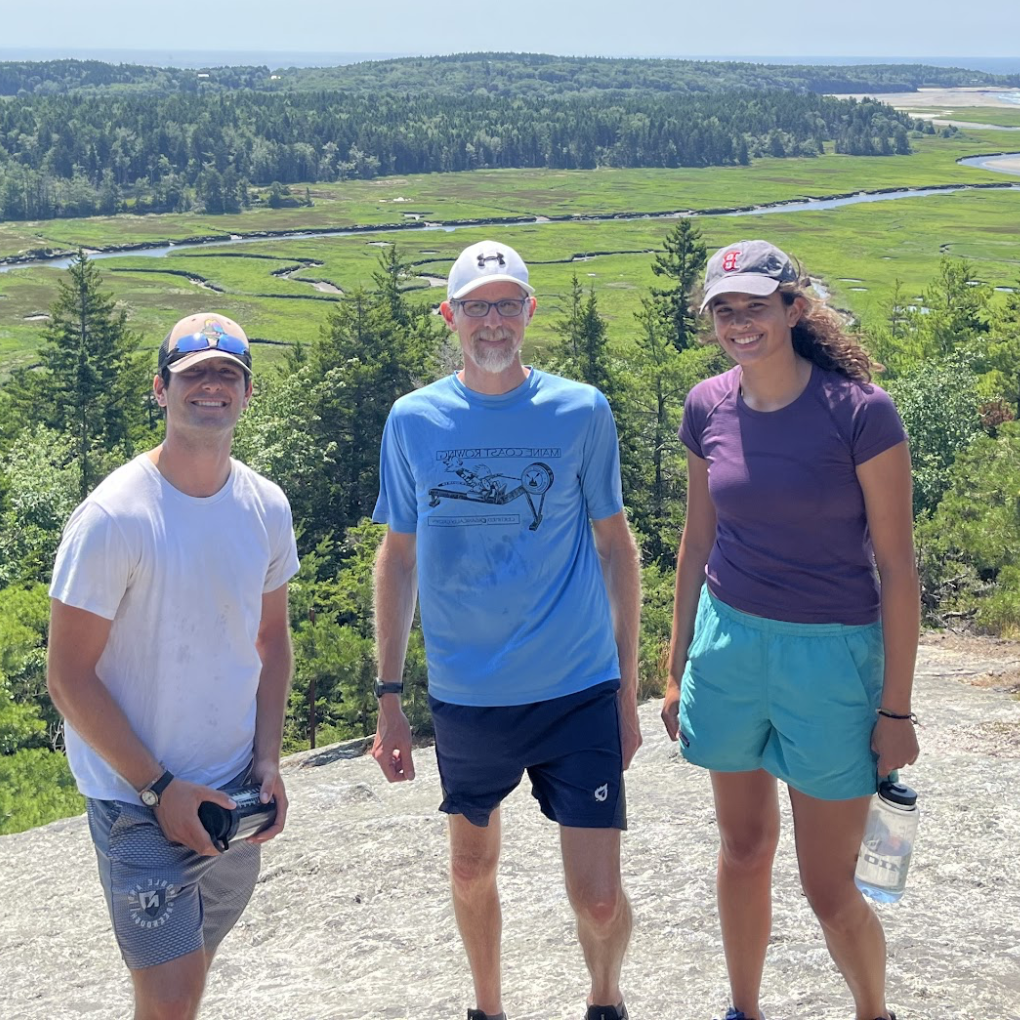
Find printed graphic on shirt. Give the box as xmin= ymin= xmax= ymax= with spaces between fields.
xmin=428 ymin=447 xmax=559 ymax=531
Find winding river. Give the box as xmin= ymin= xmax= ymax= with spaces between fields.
xmin=1 ymin=154 xmax=1017 ymax=274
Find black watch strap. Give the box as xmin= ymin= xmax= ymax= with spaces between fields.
xmin=150 ymin=769 xmax=175 ymax=797
xmin=141 ymin=768 xmax=175 ymax=805
xmin=374 ymin=680 xmax=404 ymax=698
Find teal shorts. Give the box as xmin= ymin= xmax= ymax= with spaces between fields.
xmin=679 ymin=586 xmax=885 ymax=800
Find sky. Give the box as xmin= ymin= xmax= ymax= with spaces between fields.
xmin=1 ymin=0 xmax=1017 ymax=61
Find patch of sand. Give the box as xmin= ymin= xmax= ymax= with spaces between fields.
xmin=982 ymin=156 xmax=1020 ymax=173
xmin=829 ymin=87 xmax=1020 ymax=109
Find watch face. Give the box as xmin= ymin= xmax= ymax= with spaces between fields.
xmin=140 ymin=789 xmax=159 ymax=807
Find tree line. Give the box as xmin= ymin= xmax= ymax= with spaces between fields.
xmin=0 ymin=88 xmax=921 ymax=222
xmin=2 ymin=226 xmax=1018 ymax=834
xmin=278 ymin=53 xmax=1020 ymax=97
xmin=1 ymin=53 xmax=1016 ymax=98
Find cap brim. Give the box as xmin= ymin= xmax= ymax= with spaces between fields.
xmin=166 ymin=348 xmax=252 ymax=375
xmin=700 ymin=275 xmax=779 ymax=313
xmin=450 ymin=274 xmax=536 ymax=301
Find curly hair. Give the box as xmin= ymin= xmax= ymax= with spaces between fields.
xmin=694 ymin=274 xmax=879 ymax=383
xmin=778 ymin=281 xmax=877 ymax=383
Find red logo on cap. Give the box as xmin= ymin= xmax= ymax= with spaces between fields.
xmin=722 ymin=250 xmax=741 ymax=272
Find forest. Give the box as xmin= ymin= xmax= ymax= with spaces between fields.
xmin=0 ymin=88 xmax=922 ymax=222
xmin=1 ymin=53 xmax=1016 ymax=97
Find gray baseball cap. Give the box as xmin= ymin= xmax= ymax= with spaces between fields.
xmin=447 ymin=240 xmax=535 ymax=301
xmin=700 ymin=240 xmax=799 ymax=313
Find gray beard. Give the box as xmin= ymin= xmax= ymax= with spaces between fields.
xmin=467 ymin=330 xmax=521 ymax=374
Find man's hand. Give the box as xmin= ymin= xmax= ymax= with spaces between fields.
xmin=871 ymin=714 xmax=920 ymax=778
xmin=154 ymin=778 xmax=235 ymax=857
xmin=372 ymin=698 xmax=415 ymax=782
xmin=618 ymin=691 xmax=643 ymax=770
xmin=248 ymin=759 xmax=288 ymax=844
xmin=660 ymin=675 xmax=681 ymax=742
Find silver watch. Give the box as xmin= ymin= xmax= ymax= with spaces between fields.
xmin=139 ymin=769 xmax=174 ymax=808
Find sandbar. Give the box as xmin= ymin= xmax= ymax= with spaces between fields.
xmin=829 ymin=86 xmax=1020 ymax=110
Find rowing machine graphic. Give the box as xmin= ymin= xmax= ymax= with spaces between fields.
xmin=428 ymin=460 xmax=555 ymax=531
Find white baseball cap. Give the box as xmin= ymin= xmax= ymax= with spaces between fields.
xmin=447 ymin=240 xmax=535 ymax=301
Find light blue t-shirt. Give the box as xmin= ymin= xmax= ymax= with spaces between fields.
xmin=373 ymin=369 xmax=623 ymax=706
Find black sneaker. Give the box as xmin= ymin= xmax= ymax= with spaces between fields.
xmin=585 ymin=1005 xmax=629 ymax=1020
xmin=467 ymin=1011 xmax=506 ymax=1020
xmin=713 ymin=1010 xmax=760 ymax=1020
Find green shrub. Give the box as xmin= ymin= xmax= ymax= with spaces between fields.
xmin=0 ymin=748 xmax=84 ymax=835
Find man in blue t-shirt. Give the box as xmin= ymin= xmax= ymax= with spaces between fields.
xmin=371 ymin=240 xmax=642 ymax=1020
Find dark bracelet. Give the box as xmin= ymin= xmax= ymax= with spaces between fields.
xmin=877 ymin=708 xmax=919 ymax=723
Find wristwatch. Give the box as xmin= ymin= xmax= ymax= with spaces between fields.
xmin=139 ymin=768 xmax=175 ymax=808
xmin=374 ymin=679 xmax=404 ymax=698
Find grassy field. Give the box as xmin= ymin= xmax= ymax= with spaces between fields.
xmin=1 ymin=127 xmax=1018 ymax=373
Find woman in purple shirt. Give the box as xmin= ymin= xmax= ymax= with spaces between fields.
xmin=661 ymin=240 xmax=919 ymax=1020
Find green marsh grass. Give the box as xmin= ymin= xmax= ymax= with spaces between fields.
xmin=1 ymin=129 xmax=1018 ymax=373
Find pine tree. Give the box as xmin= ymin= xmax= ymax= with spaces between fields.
xmin=33 ymin=251 xmax=145 ymax=498
xmin=553 ymin=275 xmax=616 ymax=395
xmin=650 ymin=218 xmax=708 ymax=353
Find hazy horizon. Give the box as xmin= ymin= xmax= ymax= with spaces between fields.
xmin=1 ymin=48 xmax=1018 ymax=77
xmin=1 ymin=0 xmax=1016 ymax=67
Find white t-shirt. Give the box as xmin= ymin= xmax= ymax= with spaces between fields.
xmin=49 ymin=454 xmax=300 ymax=802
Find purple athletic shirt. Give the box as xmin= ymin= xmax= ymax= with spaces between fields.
xmin=680 ymin=363 xmax=907 ymax=624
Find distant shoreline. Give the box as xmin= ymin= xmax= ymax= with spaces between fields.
xmin=830 ymin=87 xmax=1020 ymax=109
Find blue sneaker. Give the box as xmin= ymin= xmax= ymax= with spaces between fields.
xmin=714 ymin=1011 xmax=762 ymax=1020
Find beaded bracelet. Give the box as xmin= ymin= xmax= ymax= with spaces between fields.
xmin=877 ymin=708 xmax=919 ymax=724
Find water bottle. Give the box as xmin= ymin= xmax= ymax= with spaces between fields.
xmin=854 ymin=779 xmax=919 ymax=903
xmin=198 ymin=785 xmax=277 ymax=852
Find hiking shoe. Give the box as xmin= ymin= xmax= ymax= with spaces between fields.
xmin=585 ymin=1005 xmax=629 ymax=1020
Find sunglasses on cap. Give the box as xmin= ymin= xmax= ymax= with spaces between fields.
xmin=166 ymin=327 xmax=251 ymax=367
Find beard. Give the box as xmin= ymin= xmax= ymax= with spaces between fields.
xmin=465 ymin=326 xmax=522 ymax=374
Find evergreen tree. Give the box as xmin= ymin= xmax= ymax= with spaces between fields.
xmin=650 ymin=218 xmax=708 ymax=353
xmin=553 ymin=275 xmax=615 ymax=395
xmin=555 ymin=275 xmax=585 ymax=366
xmin=979 ymin=278 xmax=1020 ymax=417
xmin=22 ymin=252 xmax=145 ymax=498
xmin=625 ymin=304 xmax=689 ymax=565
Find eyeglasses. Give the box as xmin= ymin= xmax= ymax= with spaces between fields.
xmin=454 ymin=298 xmax=529 ymax=318
xmin=167 ymin=327 xmax=251 ymax=366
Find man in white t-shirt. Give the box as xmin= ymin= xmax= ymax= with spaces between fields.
xmin=47 ymin=312 xmax=299 ymax=1020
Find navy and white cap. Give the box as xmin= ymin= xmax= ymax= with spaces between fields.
xmin=447 ymin=240 xmax=535 ymax=301
xmin=700 ymin=239 xmax=800 ymax=312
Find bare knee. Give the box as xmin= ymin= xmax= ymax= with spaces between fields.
xmin=450 ymin=845 xmax=499 ymax=897
xmin=801 ymin=875 xmax=867 ymax=934
xmin=719 ymin=825 xmax=779 ymax=875
xmin=131 ymin=950 xmax=206 ymax=1020
xmin=134 ymin=985 xmax=204 ymax=1020
xmin=567 ymin=875 xmax=625 ymax=931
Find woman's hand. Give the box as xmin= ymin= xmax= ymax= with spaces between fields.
xmin=871 ymin=713 xmax=920 ymax=777
xmin=661 ymin=674 xmax=682 ymax=741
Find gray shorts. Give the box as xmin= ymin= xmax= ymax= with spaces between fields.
xmin=85 ymin=771 xmax=260 ymax=970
